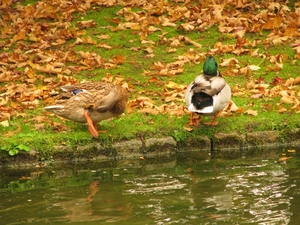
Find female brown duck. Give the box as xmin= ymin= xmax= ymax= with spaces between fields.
xmin=45 ymin=82 xmax=128 ymax=138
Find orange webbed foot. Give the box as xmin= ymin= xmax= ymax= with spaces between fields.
xmin=204 ymin=121 xmax=219 ymax=126
xmin=204 ymin=113 xmax=220 ymax=126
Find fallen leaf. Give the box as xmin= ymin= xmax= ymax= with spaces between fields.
xmin=245 ymin=109 xmax=258 ymax=116
xmin=220 ymin=58 xmax=239 ymax=67
xmin=279 ymin=156 xmax=292 ymax=162
xmin=183 ymin=126 xmax=194 ymax=132
xmin=0 ymin=120 xmax=10 ymax=127
xmin=138 ymin=108 xmax=159 ymax=115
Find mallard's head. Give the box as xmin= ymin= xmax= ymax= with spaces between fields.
xmin=203 ymin=56 xmax=218 ymax=76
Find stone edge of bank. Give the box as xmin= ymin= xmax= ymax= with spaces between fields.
xmin=1 ymin=129 xmax=300 ymax=168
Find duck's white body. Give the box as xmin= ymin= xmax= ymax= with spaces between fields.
xmin=185 ymin=73 xmax=231 ymax=116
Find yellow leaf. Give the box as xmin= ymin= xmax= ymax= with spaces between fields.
xmin=97 ymin=43 xmax=112 ymax=49
xmin=170 ymin=39 xmax=181 ymax=47
xmin=280 ymin=96 xmax=295 ymax=104
xmin=183 ymin=126 xmax=194 ymax=132
xmin=97 ymin=34 xmax=110 ymax=40
xmin=148 ymin=26 xmax=161 ymax=32
xmin=267 ymin=62 xmax=283 ymax=72
xmin=180 ymin=23 xmax=195 ymax=31
xmin=220 ymin=58 xmax=239 ymax=67
xmin=277 ymin=105 xmax=288 ymax=113
xmin=161 ymin=18 xmax=177 ymax=27
xmin=13 ymin=29 xmax=27 ymax=42
xmin=248 ymin=65 xmax=261 ymax=71
xmin=81 ymin=36 xmax=97 ymax=45
xmin=130 ymin=23 xmax=140 ymax=30
xmin=144 ymin=47 xmax=153 ymax=53
xmin=76 ymin=20 xmax=97 ymax=28
xmin=167 ymin=48 xmax=177 ymax=53
xmin=165 ymin=81 xmax=185 ymax=90
xmin=0 ymin=0 xmax=11 ymax=5
xmin=112 ymin=55 xmax=125 ymax=65
xmin=284 ymin=78 xmax=295 ymax=86
xmin=138 ymin=108 xmax=159 ymax=115
xmin=279 ymin=156 xmax=292 ymax=162
xmin=0 ymin=120 xmax=10 ymax=127
xmin=263 ymin=15 xmax=282 ymax=29
xmin=245 ymin=109 xmax=258 ymax=116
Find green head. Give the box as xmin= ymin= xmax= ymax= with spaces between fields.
xmin=203 ymin=56 xmax=218 ymax=76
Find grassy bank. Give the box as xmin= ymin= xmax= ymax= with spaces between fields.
xmin=0 ymin=0 xmax=300 ymax=158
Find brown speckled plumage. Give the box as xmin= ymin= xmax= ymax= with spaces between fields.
xmin=44 ymin=82 xmax=128 ymax=137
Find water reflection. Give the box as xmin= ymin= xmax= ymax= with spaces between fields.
xmin=0 ymin=149 xmax=300 ymax=225
xmin=54 ymin=180 xmax=132 ymax=223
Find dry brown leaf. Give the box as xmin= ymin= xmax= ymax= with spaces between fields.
xmin=180 ymin=23 xmax=195 ymax=31
xmin=284 ymin=78 xmax=295 ymax=86
xmin=183 ymin=126 xmax=194 ymax=132
xmin=220 ymin=58 xmax=239 ymax=67
xmin=277 ymin=105 xmax=288 ymax=113
xmin=13 ymin=30 xmax=27 ymax=42
xmin=112 ymin=55 xmax=125 ymax=65
xmin=97 ymin=34 xmax=110 ymax=40
xmin=0 ymin=120 xmax=10 ymax=127
xmin=248 ymin=65 xmax=261 ymax=71
xmin=77 ymin=20 xmax=97 ymax=28
xmin=279 ymin=156 xmax=293 ymax=162
xmin=138 ymin=108 xmax=159 ymax=115
xmin=148 ymin=26 xmax=161 ymax=32
xmin=245 ymin=109 xmax=258 ymax=116
xmin=170 ymin=39 xmax=181 ymax=47
xmin=280 ymin=96 xmax=295 ymax=104
xmin=165 ymin=81 xmax=185 ymax=90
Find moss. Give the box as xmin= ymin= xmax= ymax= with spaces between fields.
xmin=213 ymin=132 xmax=246 ymax=150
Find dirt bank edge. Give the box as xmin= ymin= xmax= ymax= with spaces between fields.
xmin=1 ymin=129 xmax=300 ymax=168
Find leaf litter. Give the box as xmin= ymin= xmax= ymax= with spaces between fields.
xmin=0 ymin=0 xmax=300 ymax=135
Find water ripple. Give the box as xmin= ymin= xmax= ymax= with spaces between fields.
xmin=124 ymin=174 xmax=188 ymax=195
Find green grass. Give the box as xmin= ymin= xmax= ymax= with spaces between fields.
xmin=1 ymin=0 xmax=300 ymax=157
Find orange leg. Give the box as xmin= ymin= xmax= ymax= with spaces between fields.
xmin=224 ymin=100 xmax=233 ymax=112
xmin=204 ymin=112 xmax=220 ymax=126
xmin=188 ymin=112 xmax=201 ymax=126
xmin=84 ymin=110 xmax=99 ymax=138
xmin=210 ymin=113 xmax=219 ymax=126
xmin=205 ymin=101 xmax=233 ymax=126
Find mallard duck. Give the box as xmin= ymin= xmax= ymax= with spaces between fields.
xmin=185 ymin=55 xmax=231 ymax=125
xmin=44 ymin=82 xmax=128 ymax=138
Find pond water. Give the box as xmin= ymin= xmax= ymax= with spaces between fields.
xmin=1 ymin=148 xmax=300 ymax=225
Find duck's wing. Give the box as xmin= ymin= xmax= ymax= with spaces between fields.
xmin=94 ymin=87 xmax=119 ymax=112
xmin=188 ymin=75 xmax=211 ymax=91
xmin=60 ymin=82 xmax=115 ymax=92
xmin=59 ymin=82 xmax=119 ymax=111
xmin=213 ymin=83 xmax=232 ymax=112
xmin=60 ymin=85 xmax=81 ymax=93
xmin=202 ymin=76 xmax=226 ymax=96
xmin=185 ymin=75 xmax=211 ymax=105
